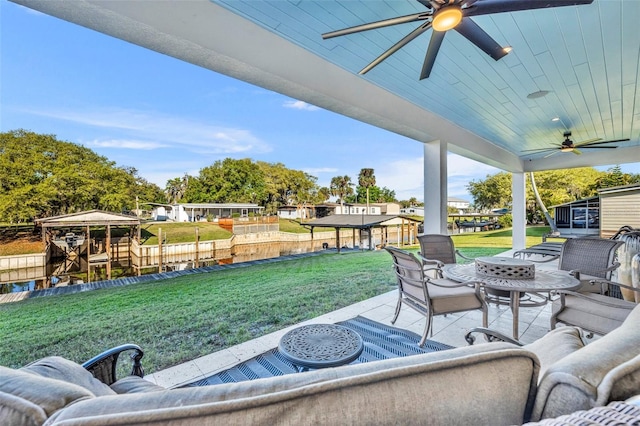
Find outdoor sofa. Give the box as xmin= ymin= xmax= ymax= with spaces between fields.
xmin=2 ymin=303 xmax=640 ymax=425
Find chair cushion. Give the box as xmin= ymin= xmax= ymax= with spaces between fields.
xmin=110 ymin=376 xmax=166 ymax=394
xmin=524 ymin=326 xmax=585 ymax=380
xmin=21 ymin=356 xmax=116 ymax=397
xmin=428 ymin=279 xmax=482 ymax=314
xmin=532 ymin=304 xmax=640 ymax=420
xmin=552 ymin=293 xmax=635 ymax=335
xmin=0 ymin=366 xmax=94 ymax=425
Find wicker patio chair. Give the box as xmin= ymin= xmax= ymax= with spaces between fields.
xmin=554 ymin=237 xmax=624 ymax=293
xmin=416 ymin=234 xmax=472 ymax=268
xmin=417 ymin=233 xmax=529 ymax=305
xmin=385 ymin=246 xmax=488 ymax=347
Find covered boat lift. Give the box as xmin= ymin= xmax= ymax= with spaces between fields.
xmin=35 ymin=210 xmax=141 ymax=282
xmin=303 ymin=215 xmax=421 ymax=252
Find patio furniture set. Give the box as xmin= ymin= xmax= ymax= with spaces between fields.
xmin=2 ymin=303 xmax=639 ymax=425
xmin=2 ymin=233 xmax=639 ymax=425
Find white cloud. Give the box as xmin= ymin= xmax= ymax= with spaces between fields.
xmin=364 ymin=153 xmax=501 ymax=202
xmin=89 ymin=139 xmax=167 ymax=150
xmin=304 ymin=167 xmax=339 ymax=174
xmin=25 ymin=106 xmax=271 ymax=154
xmin=283 ymin=100 xmax=320 ymax=111
xmin=448 ymin=153 xmax=499 ymax=178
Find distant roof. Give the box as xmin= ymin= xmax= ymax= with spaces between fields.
xmin=35 ymin=210 xmax=141 ymax=227
xmin=447 ymin=197 xmax=469 ymax=203
xmin=147 ymin=203 xmax=263 ymax=209
xmin=549 ymin=196 xmax=599 ymax=209
xmin=598 ymin=183 xmax=640 ymax=195
xmin=305 ymin=214 xmax=420 ymax=229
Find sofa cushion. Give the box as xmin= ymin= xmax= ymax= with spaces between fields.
xmin=110 ymin=376 xmax=166 ymax=394
xmin=46 ymin=343 xmax=540 ymax=426
xmin=0 ymin=366 xmax=94 ymax=426
xmin=532 ymin=303 xmax=640 ymax=420
xmin=524 ymin=326 xmax=585 ymax=379
xmin=21 ymin=356 xmax=115 ymax=397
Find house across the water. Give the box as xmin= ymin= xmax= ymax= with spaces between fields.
xmin=150 ymin=203 xmax=264 ymax=222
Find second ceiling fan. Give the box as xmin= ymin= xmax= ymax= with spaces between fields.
xmin=322 ymin=0 xmax=593 ymax=80
xmin=522 ymin=131 xmax=630 ymax=158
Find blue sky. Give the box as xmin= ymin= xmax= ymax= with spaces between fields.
xmin=1 ymin=2 xmax=636 ymax=203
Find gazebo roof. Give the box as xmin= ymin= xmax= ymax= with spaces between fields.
xmin=35 ymin=210 xmax=141 ymax=228
xmin=305 ymin=214 xmax=420 ymax=230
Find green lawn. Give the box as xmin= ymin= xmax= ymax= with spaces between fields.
xmin=451 ymin=226 xmax=551 ymax=248
xmin=0 ymin=246 xmax=503 ymax=372
xmin=140 ymin=222 xmax=232 ymax=245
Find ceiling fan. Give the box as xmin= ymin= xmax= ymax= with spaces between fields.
xmin=522 ymin=131 xmax=630 ymax=158
xmin=322 ymin=0 xmax=593 ymax=80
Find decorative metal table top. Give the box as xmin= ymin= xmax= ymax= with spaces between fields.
xmin=278 ymin=324 xmax=364 ymax=371
xmin=442 ymin=263 xmax=580 ymax=293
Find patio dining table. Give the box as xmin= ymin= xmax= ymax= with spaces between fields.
xmin=442 ymin=262 xmax=580 ymax=339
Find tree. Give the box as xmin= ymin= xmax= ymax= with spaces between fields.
xmin=317 ymin=187 xmax=331 ymax=203
xmin=596 ymin=165 xmax=640 ymax=189
xmin=357 ymin=168 xmax=376 ymax=213
xmin=467 ymin=172 xmax=512 ymax=212
xmin=0 ymin=129 xmax=164 ymax=222
xmin=467 ymin=167 xmax=617 ymax=225
xmin=329 ymin=175 xmax=354 ymax=210
xmin=165 ymin=175 xmax=188 ymax=203
xmin=184 ymin=158 xmax=266 ymax=204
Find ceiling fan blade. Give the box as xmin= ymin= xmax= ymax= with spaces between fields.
xmin=420 ymin=30 xmax=446 ymax=79
xmin=521 ymin=148 xmax=556 ymax=153
xmin=522 ymin=145 xmax=563 ymax=152
xmin=543 ymin=150 xmax=561 ymax=159
xmin=464 ymin=0 xmax=593 ymax=17
xmin=322 ymin=12 xmax=430 ymax=39
xmin=572 ymin=137 xmax=601 ymax=147
xmin=580 ymin=146 xmax=618 ymax=149
xmin=572 ymin=148 xmax=582 ymax=155
xmin=576 ymin=138 xmax=630 ymax=147
xmin=454 ymin=17 xmax=508 ymax=61
xmin=360 ymin=22 xmax=432 ymax=75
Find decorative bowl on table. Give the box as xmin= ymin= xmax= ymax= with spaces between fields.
xmin=475 ymin=257 xmax=535 ymax=280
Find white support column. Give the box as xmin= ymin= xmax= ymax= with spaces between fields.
xmin=512 ymin=172 xmax=526 ymax=250
xmin=423 ymin=140 xmax=448 ymax=235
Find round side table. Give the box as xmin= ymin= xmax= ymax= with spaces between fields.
xmin=278 ymin=324 xmax=364 ymax=372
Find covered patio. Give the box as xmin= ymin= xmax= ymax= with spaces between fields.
xmin=12 ymin=0 xmax=640 ymax=250
xmin=6 ymin=1 xmax=640 ymax=423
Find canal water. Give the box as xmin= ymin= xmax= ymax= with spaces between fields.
xmin=0 ymin=241 xmax=331 ymax=294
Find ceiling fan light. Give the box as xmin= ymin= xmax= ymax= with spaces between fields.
xmin=560 ymin=147 xmax=573 ymax=153
xmin=432 ymin=7 xmax=462 ymax=32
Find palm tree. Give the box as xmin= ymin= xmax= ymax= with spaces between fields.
xmin=330 ymin=175 xmax=354 ymax=213
xmin=164 ymin=175 xmax=188 ymax=204
xmin=358 ymin=168 xmax=376 ymax=214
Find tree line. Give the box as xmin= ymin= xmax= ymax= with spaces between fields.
xmin=467 ymin=167 xmax=640 ymax=223
xmin=0 ymin=130 xmax=398 ymax=222
xmin=2 ymin=130 xmax=637 ymax=223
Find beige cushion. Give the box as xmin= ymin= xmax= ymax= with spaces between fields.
xmin=532 ymin=304 xmax=640 ymax=420
xmin=524 ymin=326 xmax=585 ymax=380
xmin=428 ymin=279 xmax=482 ymax=313
xmin=110 ymin=376 xmax=166 ymax=394
xmin=21 ymin=356 xmax=115 ymax=397
xmin=0 ymin=366 xmax=94 ymax=425
xmin=552 ymin=293 xmax=635 ymax=335
xmin=47 ymin=343 xmax=540 ymax=426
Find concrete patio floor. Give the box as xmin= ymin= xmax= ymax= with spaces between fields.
xmin=146 ymin=250 xmax=562 ymax=389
